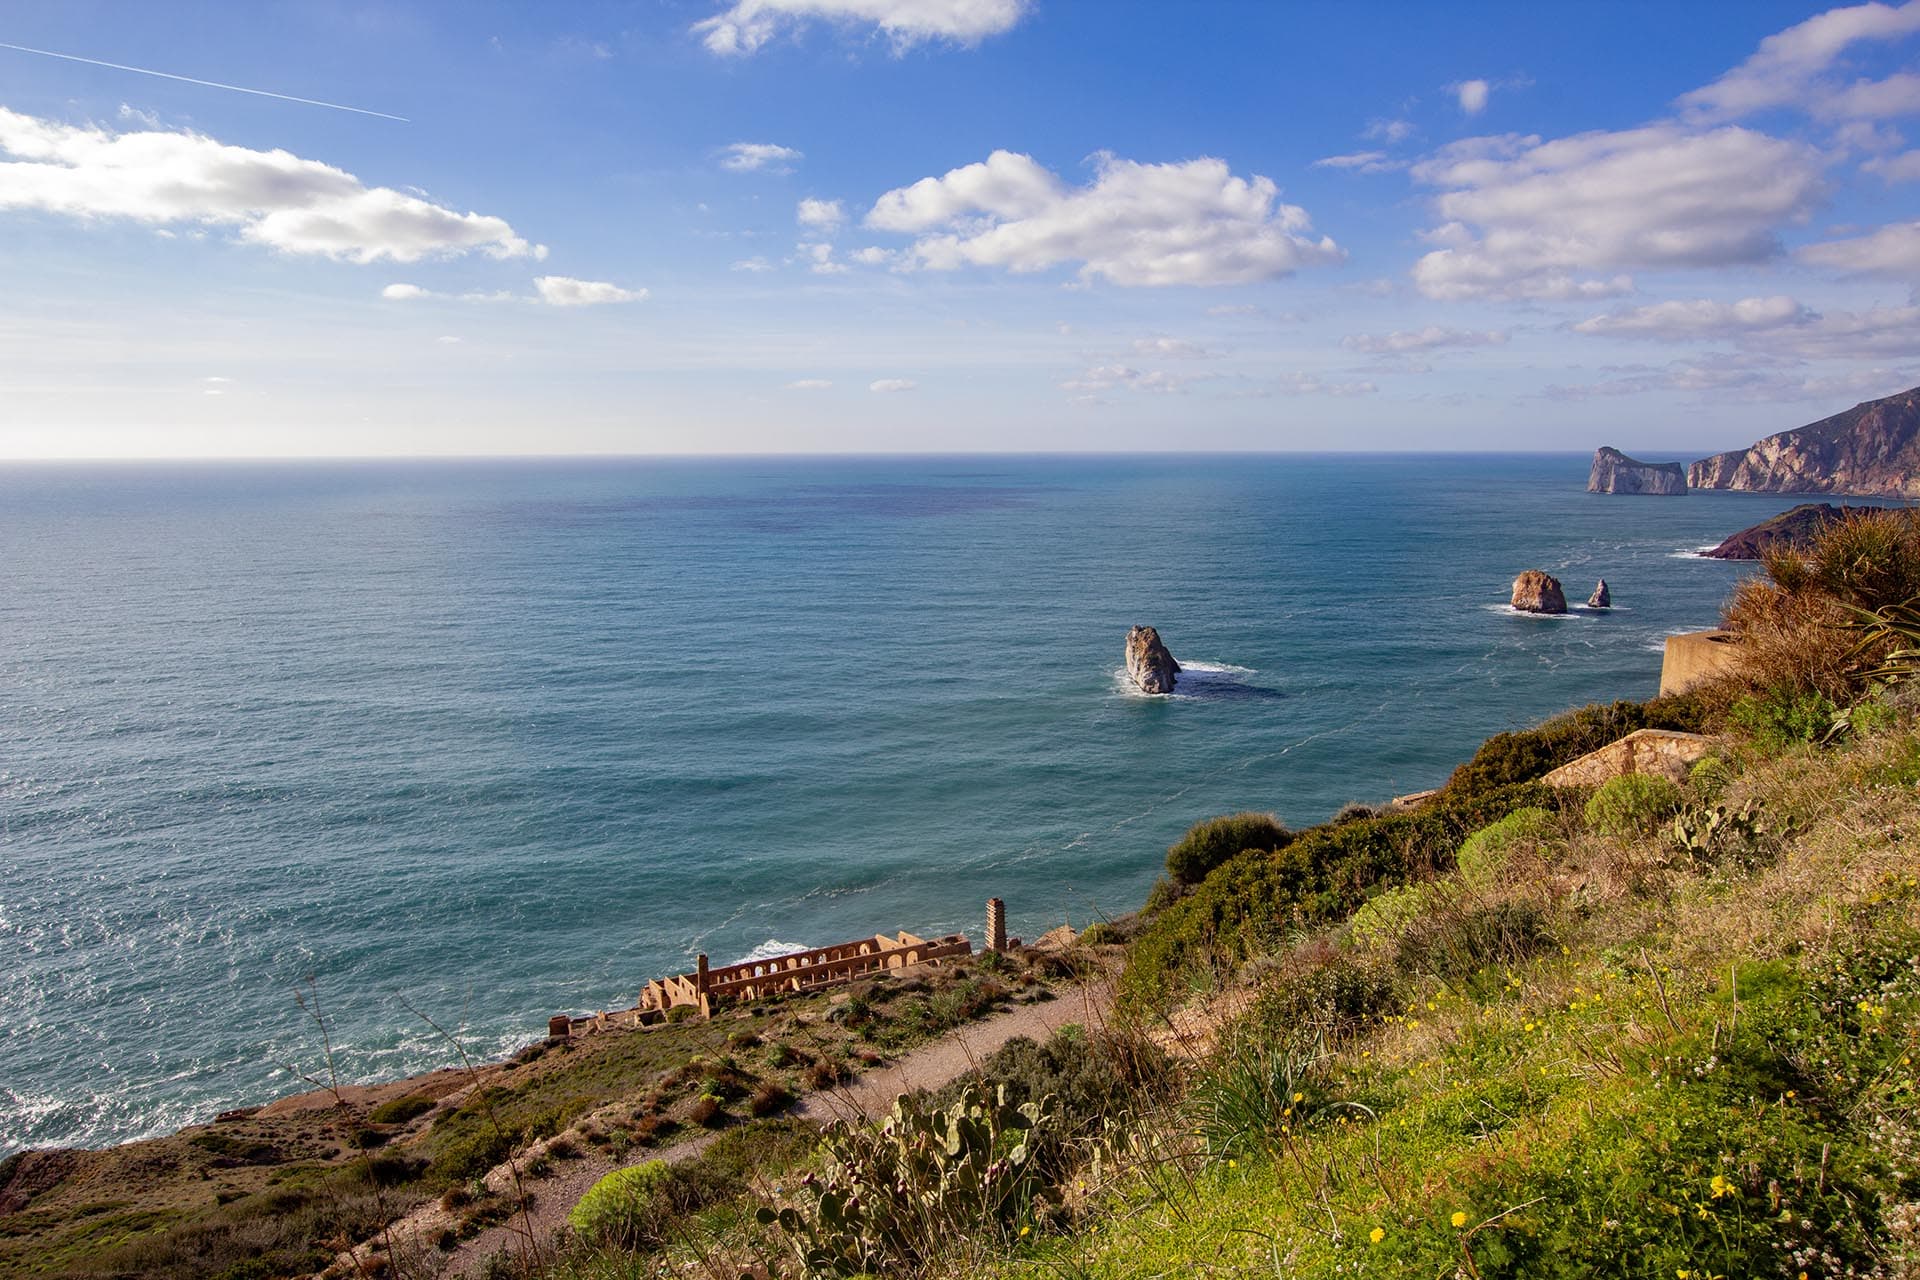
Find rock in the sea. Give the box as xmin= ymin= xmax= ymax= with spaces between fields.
xmin=1690 ymin=385 xmax=1920 ymax=496
xmin=1588 ymin=446 xmax=1687 ymax=495
xmin=1700 ymin=502 xmax=1866 ymax=559
xmin=1588 ymin=579 xmax=1611 ymax=608
xmin=1511 ymin=570 xmax=1568 ymax=614
xmin=1125 ymin=625 xmax=1180 ymax=694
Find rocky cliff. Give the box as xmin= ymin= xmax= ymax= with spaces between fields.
xmin=1688 ymin=386 xmax=1920 ymax=496
xmin=1700 ymin=503 xmax=1868 ymax=560
xmin=1588 ymin=447 xmax=1687 ymax=494
xmin=1125 ymin=625 xmax=1180 ymax=694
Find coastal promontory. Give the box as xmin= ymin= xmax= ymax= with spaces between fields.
xmin=1125 ymin=625 xmax=1180 ymax=694
xmin=1700 ymin=502 xmax=1868 ymax=560
xmin=1689 ymin=384 xmax=1920 ymax=496
xmin=1588 ymin=446 xmax=1687 ymax=495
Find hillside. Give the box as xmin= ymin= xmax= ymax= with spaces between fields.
xmin=1690 ymin=385 xmax=1920 ymax=496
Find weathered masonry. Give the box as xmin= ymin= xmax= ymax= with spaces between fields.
xmin=546 ymin=900 xmax=1012 ymax=1039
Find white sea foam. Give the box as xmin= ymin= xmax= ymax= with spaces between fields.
xmin=1482 ymin=604 xmax=1577 ymax=620
xmin=1669 ymin=546 xmax=1725 ymax=559
xmin=732 ymin=938 xmax=811 ymax=966
xmin=1178 ymin=660 xmax=1256 ymax=675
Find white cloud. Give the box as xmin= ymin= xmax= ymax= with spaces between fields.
xmin=1571 ymin=295 xmax=1920 ymax=361
xmin=1365 ymin=118 xmax=1416 ymax=144
xmin=1454 ymin=79 xmax=1491 ymax=115
xmin=869 ymin=377 xmax=917 ymax=392
xmin=800 ymin=241 xmax=847 ymax=273
xmin=720 ymin=142 xmax=803 ymax=173
xmin=848 ymin=245 xmax=896 ymax=265
xmin=787 ymin=378 xmax=833 ymax=389
xmin=0 ymin=107 xmax=541 ymax=264
xmin=117 ymin=103 xmax=161 ymax=129
xmin=381 ymin=283 xmax=428 ymax=300
xmin=797 ymin=197 xmax=845 ymax=231
xmin=1679 ymin=1 xmax=1920 ymax=121
xmin=1546 ymin=357 xmax=1912 ymax=404
xmin=866 ymin=149 xmax=1344 ymax=287
xmin=1312 ymin=150 xmax=1403 ymax=174
xmin=1863 ymin=147 xmax=1920 ymax=179
xmin=1409 ymin=124 xmax=1824 ymax=299
xmin=1130 ymin=337 xmax=1215 ymax=359
xmin=1061 ymin=364 xmax=1188 ymax=394
xmin=1206 ymin=303 xmax=1265 ymax=317
xmin=1272 ymin=372 xmax=1377 ymax=397
xmin=1572 ymin=295 xmax=1813 ymax=338
xmin=532 ymin=276 xmax=647 ymax=306
xmin=1342 ymin=326 xmax=1508 ymax=353
xmin=435 ymin=335 xmax=462 ymax=344
xmin=731 ymin=256 xmax=775 ymax=271
xmin=1801 ymin=219 xmax=1920 ymax=275
xmin=695 ymin=0 xmax=1028 ymax=55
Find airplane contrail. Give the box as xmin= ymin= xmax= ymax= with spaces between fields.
xmin=0 ymin=41 xmax=409 ymax=122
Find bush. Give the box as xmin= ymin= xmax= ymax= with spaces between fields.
xmin=1728 ymin=686 xmax=1839 ymax=752
xmin=1395 ymin=899 xmax=1552 ymax=979
xmin=568 ymin=1160 xmax=673 ymax=1248
xmin=1166 ymin=812 xmax=1292 ymax=886
xmin=366 ymin=1094 xmax=436 ymax=1126
xmin=1348 ymin=884 xmax=1428 ymax=950
xmin=1453 ymin=806 xmax=1555 ymax=890
xmin=1583 ymin=774 xmax=1684 ymax=837
xmin=1122 ymin=780 xmax=1561 ymax=1010
xmin=1688 ymin=753 xmax=1735 ymax=798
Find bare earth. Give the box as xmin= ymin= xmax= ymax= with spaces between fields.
xmin=365 ymin=979 xmax=1115 ymax=1279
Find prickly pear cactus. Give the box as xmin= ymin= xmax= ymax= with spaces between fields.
xmin=756 ymin=1083 xmax=1057 ymax=1276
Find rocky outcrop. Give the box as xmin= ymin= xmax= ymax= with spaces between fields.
xmin=1588 ymin=579 xmax=1611 ymax=608
xmin=1689 ymin=386 xmax=1920 ymax=496
xmin=1700 ymin=502 xmax=1867 ymax=559
xmin=1589 ymin=447 xmax=1687 ymax=494
xmin=1510 ymin=571 xmax=1567 ymax=614
xmin=1542 ymin=729 xmax=1716 ymax=788
xmin=1125 ymin=625 xmax=1180 ymax=694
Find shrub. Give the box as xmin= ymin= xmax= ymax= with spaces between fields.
xmin=748 ymin=1081 xmax=792 ymax=1117
xmin=366 ymin=1094 xmax=436 ymax=1126
xmin=1728 ymin=686 xmax=1839 ymax=752
xmin=1078 ymin=921 xmax=1118 ymax=946
xmin=1453 ymin=806 xmax=1555 ymax=890
xmin=1122 ymin=780 xmax=1561 ymax=1010
xmin=1166 ymin=812 xmax=1292 ymax=886
xmin=1395 ymin=899 xmax=1552 ymax=979
xmin=1583 ymin=774 xmax=1684 ymax=837
xmin=567 ymin=1160 xmax=673 ymax=1248
xmin=689 ymin=1094 xmax=725 ymax=1127
xmin=758 ymin=1084 xmax=1058 ymax=1275
xmin=1348 ymin=884 xmax=1428 ymax=950
xmin=1190 ymin=1022 xmax=1334 ymax=1159
xmin=1688 ymin=753 xmax=1735 ymax=799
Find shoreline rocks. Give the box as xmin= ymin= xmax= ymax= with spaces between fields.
xmin=1700 ymin=502 xmax=1866 ymax=560
xmin=1588 ymin=446 xmax=1687 ymax=495
xmin=1510 ymin=570 xmax=1568 ymax=614
xmin=1588 ymin=579 xmax=1611 ymax=608
xmin=1125 ymin=625 xmax=1180 ymax=694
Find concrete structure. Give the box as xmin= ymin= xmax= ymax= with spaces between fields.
xmin=1542 ymin=729 xmax=1716 ymax=788
xmin=1660 ymin=630 xmax=1745 ymax=696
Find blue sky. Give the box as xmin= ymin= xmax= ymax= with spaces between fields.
xmin=4 ymin=0 xmax=1920 ymax=457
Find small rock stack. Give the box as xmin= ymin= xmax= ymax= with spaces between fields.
xmin=1125 ymin=625 xmax=1181 ymax=693
xmin=1510 ymin=570 xmax=1568 ymax=614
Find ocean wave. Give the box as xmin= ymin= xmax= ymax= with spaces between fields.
xmin=731 ymin=938 xmax=812 ymax=966
xmin=1178 ymin=660 xmax=1256 ymax=675
xmin=1482 ymin=604 xmax=1578 ymax=620
xmin=1669 ymin=546 xmax=1724 ymax=559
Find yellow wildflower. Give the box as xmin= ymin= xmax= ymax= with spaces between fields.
xmin=1451 ymin=1211 xmax=1468 ymax=1228
xmin=1709 ymin=1174 xmax=1732 ymax=1199
xmin=1369 ymin=1226 xmax=1385 ymax=1244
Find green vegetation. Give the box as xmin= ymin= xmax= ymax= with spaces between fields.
xmin=1582 ymin=772 xmax=1683 ymax=837
xmin=568 ymin=1161 xmax=673 ymax=1248
xmin=1163 ymin=811 xmax=1292 ymax=886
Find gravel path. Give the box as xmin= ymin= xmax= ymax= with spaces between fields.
xmin=368 ymin=981 xmax=1114 ymax=1278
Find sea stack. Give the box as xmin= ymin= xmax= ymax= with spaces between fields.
xmin=1511 ymin=571 xmax=1568 ymax=614
xmin=1588 ymin=579 xmax=1611 ymax=609
xmin=1125 ymin=625 xmax=1181 ymax=694
xmin=1588 ymin=446 xmax=1687 ymax=495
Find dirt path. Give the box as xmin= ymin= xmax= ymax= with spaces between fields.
xmin=367 ymin=981 xmax=1114 ymax=1278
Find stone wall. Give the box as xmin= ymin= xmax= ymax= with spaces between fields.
xmin=1659 ymin=630 xmax=1745 ymax=697
xmin=1542 ymin=728 xmax=1715 ymax=788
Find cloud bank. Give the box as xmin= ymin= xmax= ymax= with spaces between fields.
xmin=695 ymin=0 xmax=1027 ymax=55
xmin=0 ymin=107 xmax=541 ymax=264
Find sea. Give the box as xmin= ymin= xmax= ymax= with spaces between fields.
xmin=0 ymin=453 xmax=1857 ymax=1156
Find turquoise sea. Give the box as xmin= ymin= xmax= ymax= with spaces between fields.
xmin=0 ymin=454 xmax=1839 ymax=1155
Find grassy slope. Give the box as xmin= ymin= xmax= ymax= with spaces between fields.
xmin=1002 ymin=720 xmax=1920 ymax=1279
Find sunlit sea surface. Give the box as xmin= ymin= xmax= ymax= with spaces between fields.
xmin=0 ymin=454 xmax=1852 ymax=1154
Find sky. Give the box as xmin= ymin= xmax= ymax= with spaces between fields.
xmin=5 ymin=1 xmax=1920 ymax=458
